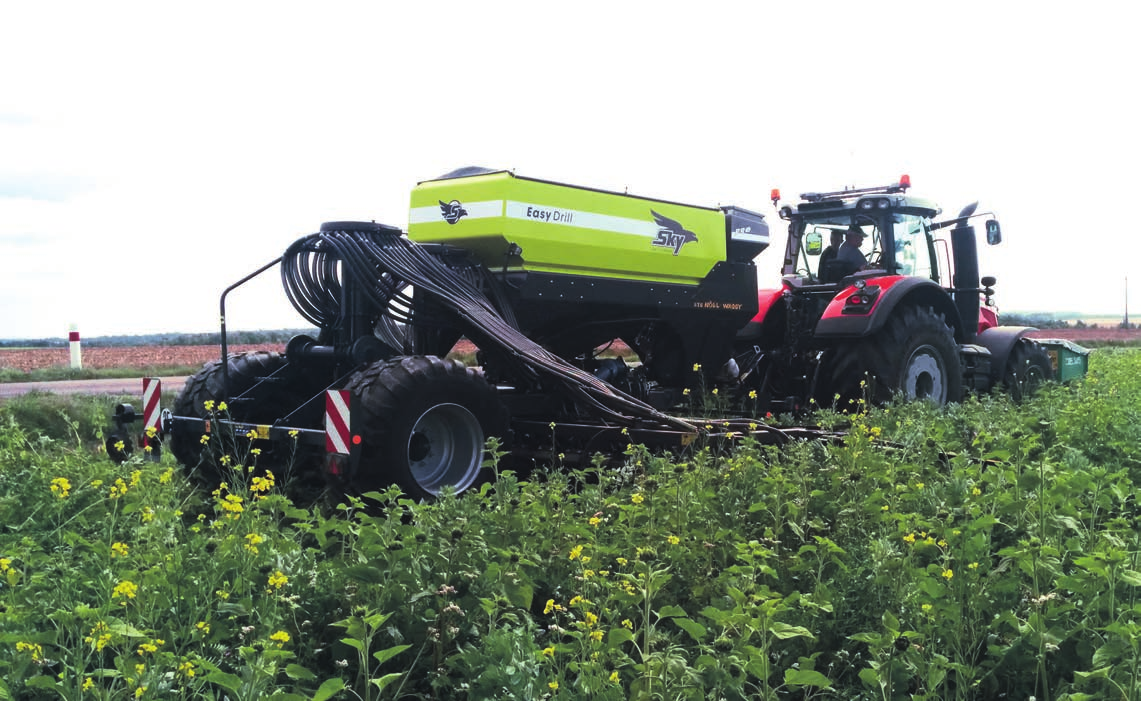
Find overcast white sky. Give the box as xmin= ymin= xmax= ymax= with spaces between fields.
xmin=2 ymin=2 xmax=1138 ymax=339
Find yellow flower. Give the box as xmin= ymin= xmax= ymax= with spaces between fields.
xmin=215 ymin=589 xmax=230 ymax=600
xmin=544 ymin=599 xmax=556 ymax=615
xmin=881 ymin=505 xmax=890 ymax=512
xmin=245 ymin=532 xmax=264 ymax=553
xmin=289 ymin=430 xmax=299 ymax=439
xmin=666 ymin=535 xmax=680 ymax=545
xmin=921 ymin=603 xmax=933 ymax=612
xmin=748 ymin=389 xmax=758 ymax=400
xmin=246 ymin=429 xmax=258 ymax=440
xmin=83 ymin=678 xmax=94 ymax=691
xmin=113 ymin=579 xmax=138 ymax=603
xmin=203 ymin=400 xmax=215 ymax=411
xmin=590 ymin=630 xmax=604 ymax=642
xmin=548 ymin=680 xmax=559 ymax=691
xmin=129 ymin=470 xmax=142 ymax=487
xmin=569 ymin=595 xmax=584 ymax=607
xmin=711 ymin=388 xmax=719 ymax=396
xmin=267 ymin=570 xmax=288 ymax=590
xmin=915 ymin=482 xmax=925 ymax=490
xmin=609 ymin=670 xmax=620 ymax=683
xmin=250 ymin=472 xmax=275 ymax=494
xmin=568 ymin=545 xmax=583 ymax=561
xmin=16 ymin=641 xmax=44 ymax=662
xmin=971 ymin=487 xmax=982 ymax=496
xmin=630 ymin=493 xmax=644 ymax=505
xmin=617 ymin=557 xmax=628 ymax=566
xmin=621 ymin=618 xmax=633 ymax=629
xmin=137 ymin=640 xmax=160 ymax=655
xmin=942 ymin=568 xmax=954 ymax=580
xmin=584 ymin=611 xmax=598 ymax=627
xmin=195 ymin=621 xmax=210 ymax=634
xmin=682 ymin=388 xmax=691 ymax=396
xmin=111 ymin=542 xmax=129 ymax=558
xmin=1 ymin=557 xmax=11 ymax=572
xmin=584 ymin=569 xmax=595 ymax=578
xmin=270 ymin=630 xmax=290 ymax=645
xmin=50 ymin=477 xmax=71 ymax=499
xmin=902 ymin=533 xmax=916 ymax=544
xmin=588 ymin=516 xmax=601 ymax=527
xmin=692 ymin=363 xmax=701 ymax=372
xmin=178 ymin=660 xmax=196 ymax=677
xmin=542 ymin=646 xmax=555 ymax=657
xmin=199 ymin=434 xmax=210 ymax=445
xmin=218 ymin=401 xmax=228 ymax=412
xmin=159 ymin=468 xmax=174 ymax=484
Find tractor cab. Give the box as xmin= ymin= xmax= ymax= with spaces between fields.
xmin=774 ymin=176 xmax=943 ymax=286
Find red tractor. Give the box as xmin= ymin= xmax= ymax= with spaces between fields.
xmin=732 ymin=175 xmax=1054 ymax=411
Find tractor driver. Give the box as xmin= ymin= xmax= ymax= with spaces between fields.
xmin=818 ymin=229 xmax=844 ymax=281
xmin=833 ymin=224 xmax=869 ymax=277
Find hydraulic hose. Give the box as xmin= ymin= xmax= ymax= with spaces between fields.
xmin=280 ymin=229 xmax=695 ymax=433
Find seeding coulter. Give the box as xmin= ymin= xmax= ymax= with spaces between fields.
xmin=107 ymin=168 xmax=1083 ymax=499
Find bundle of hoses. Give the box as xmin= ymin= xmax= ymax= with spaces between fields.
xmin=281 ymin=228 xmax=696 ymax=433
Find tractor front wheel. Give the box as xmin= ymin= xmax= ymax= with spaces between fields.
xmin=826 ymin=306 xmax=962 ymax=406
xmin=1004 ymin=340 xmax=1054 ymax=402
xmin=346 ymin=355 xmax=508 ymax=501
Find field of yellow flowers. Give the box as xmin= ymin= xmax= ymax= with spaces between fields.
xmin=1 ymin=349 xmax=1139 ymax=700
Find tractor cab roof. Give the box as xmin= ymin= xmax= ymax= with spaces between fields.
xmin=776 ymin=175 xmax=941 ymax=222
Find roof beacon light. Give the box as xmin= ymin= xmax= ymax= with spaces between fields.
xmin=899 ymin=174 xmax=911 ymax=191
xmin=770 ymin=188 xmax=781 ymax=207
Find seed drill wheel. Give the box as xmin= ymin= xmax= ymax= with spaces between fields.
xmin=346 ymin=355 xmax=508 ymax=501
xmin=1004 ymin=340 xmax=1054 ymax=402
xmin=826 ymin=305 xmax=963 ymax=406
xmin=171 ymin=351 xmax=294 ymax=487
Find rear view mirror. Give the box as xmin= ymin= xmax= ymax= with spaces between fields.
xmin=805 ymin=232 xmax=823 ymax=255
xmin=986 ymin=220 xmax=1002 ymax=245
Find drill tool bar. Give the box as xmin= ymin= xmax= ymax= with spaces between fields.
xmin=283 ymin=228 xmax=697 ymax=433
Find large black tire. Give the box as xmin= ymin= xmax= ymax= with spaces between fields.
xmin=825 ymin=306 xmax=963 ymax=406
xmin=171 ymin=351 xmax=293 ymax=486
xmin=1004 ymin=340 xmax=1054 ymax=402
xmin=345 ymin=355 xmax=509 ymax=501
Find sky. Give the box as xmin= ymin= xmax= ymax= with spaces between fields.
xmin=2 ymin=2 xmax=1138 ymax=339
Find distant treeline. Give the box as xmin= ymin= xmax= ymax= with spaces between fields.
xmin=0 ymin=329 xmax=317 ymax=348
xmin=1001 ymin=314 xmax=1136 ymax=330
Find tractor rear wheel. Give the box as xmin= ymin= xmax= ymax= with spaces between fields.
xmin=346 ymin=355 xmax=508 ymax=501
xmin=1004 ymin=340 xmax=1053 ymax=402
xmin=826 ymin=306 xmax=962 ymax=406
xmin=171 ymin=351 xmax=295 ymax=486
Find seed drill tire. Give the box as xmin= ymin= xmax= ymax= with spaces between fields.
xmin=825 ymin=305 xmax=963 ymax=406
xmin=1004 ymin=340 xmax=1054 ymax=402
xmin=346 ymin=355 xmax=509 ymax=501
xmin=171 ymin=351 xmax=294 ymax=487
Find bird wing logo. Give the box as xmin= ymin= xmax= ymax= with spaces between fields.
xmin=650 ymin=210 xmax=698 ymax=255
xmin=439 ymin=199 xmax=468 ymax=225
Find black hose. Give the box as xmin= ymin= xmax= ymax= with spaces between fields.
xmin=280 ymin=229 xmax=695 ymax=433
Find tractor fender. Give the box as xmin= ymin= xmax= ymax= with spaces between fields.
xmin=736 ymin=288 xmax=786 ymax=344
xmin=976 ymin=326 xmax=1037 ymax=382
xmin=814 ymin=276 xmax=964 ymax=340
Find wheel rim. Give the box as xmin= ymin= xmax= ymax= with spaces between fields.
xmin=405 ymin=403 xmax=484 ymax=496
xmin=903 ymin=345 xmax=946 ymax=402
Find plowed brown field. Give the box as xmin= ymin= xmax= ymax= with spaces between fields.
xmin=0 ymin=345 xmax=283 ymax=373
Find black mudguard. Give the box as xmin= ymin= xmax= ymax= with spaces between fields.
xmin=976 ymin=326 xmax=1037 ymax=382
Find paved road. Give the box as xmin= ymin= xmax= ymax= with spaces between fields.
xmin=0 ymin=376 xmax=188 ymax=399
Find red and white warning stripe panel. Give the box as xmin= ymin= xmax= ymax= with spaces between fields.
xmin=143 ymin=378 xmax=162 ymax=432
xmin=325 ymin=390 xmax=352 ymax=455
